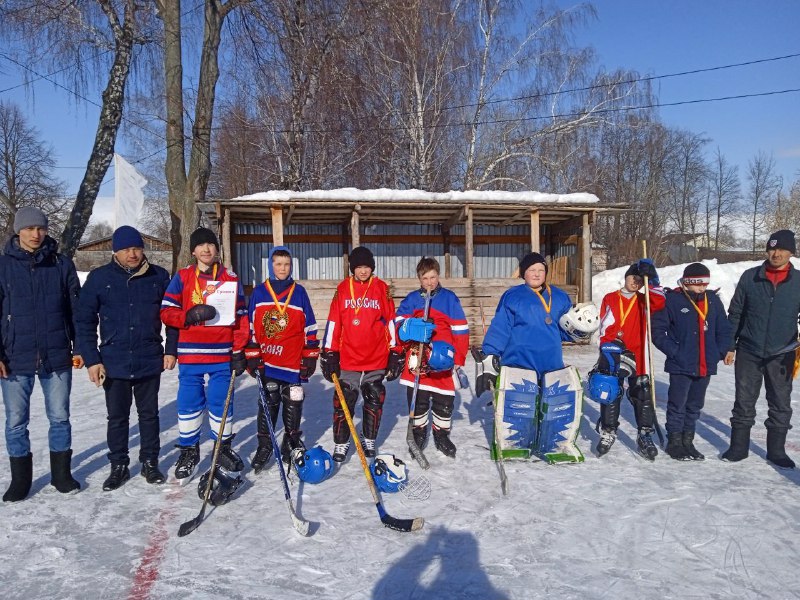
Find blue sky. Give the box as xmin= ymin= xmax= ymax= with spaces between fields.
xmin=0 ymin=0 xmax=798 ymax=201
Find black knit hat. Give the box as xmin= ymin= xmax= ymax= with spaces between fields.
xmin=624 ymin=263 xmax=640 ymax=279
xmin=189 ymin=227 xmax=219 ymax=252
xmin=519 ymin=252 xmax=547 ymax=278
xmin=766 ymin=229 xmax=796 ymax=254
xmin=349 ymin=246 xmax=375 ymax=273
xmin=681 ymin=262 xmax=710 ymax=285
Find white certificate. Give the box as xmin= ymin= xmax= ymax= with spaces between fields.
xmin=202 ymin=281 xmax=237 ymax=326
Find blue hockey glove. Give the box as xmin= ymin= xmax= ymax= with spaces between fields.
xmin=398 ymin=317 xmax=435 ymax=344
xmin=637 ymin=259 xmax=659 ymax=285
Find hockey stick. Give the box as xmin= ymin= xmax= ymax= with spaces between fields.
xmin=178 ymin=371 xmax=236 ymax=537
xmin=641 ymin=241 xmax=665 ymax=447
xmin=254 ymin=371 xmax=311 ymax=536
xmin=333 ymin=373 xmax=424 ymax=532
xmin=479 ymin=300 xmax=508 ymax=496
xmin=406 ymin=287 xmax=432 ymax=469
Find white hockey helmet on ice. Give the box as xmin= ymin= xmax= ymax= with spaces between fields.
xmin=559 ymin=302 xmax=600 ymax=341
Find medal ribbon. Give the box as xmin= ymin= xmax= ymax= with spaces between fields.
xmin=265 ymin=281 xmax=296 ymax=315
xmin=193 ymin=263 xmax=218 ymax=306
xmin=617 ymin=291 xmax=638 ymax=329
xmin=683 ymin=291 xmax=708 ymax=322
xmin=530 ymin=284 xmax=553 ymax=322
xmin=349 ymin=275 xmax=374 ymax=315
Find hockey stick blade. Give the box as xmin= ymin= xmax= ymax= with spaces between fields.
xmin=177 ymin=507 xmax=206 ymax=537
xmin=287 ymin=499 xmax=311 ymax=536
xmin=378 ymin=504 xmax=424 ymax=532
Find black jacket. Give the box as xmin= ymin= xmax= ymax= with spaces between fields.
xmin=0 ymin=235 xmax=80 ymax=375
xmin=75 ymin=257 xmax=177 ymax=379
xmin=727 ymin=262 xmax=800 ymax=359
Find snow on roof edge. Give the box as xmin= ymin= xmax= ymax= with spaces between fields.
xmin=227 ymin=187 xmax=599 ymax=205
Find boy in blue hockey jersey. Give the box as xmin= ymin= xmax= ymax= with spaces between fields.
xmin=247 ymin=247 xmax=318 ymax=472
xmin=393 ymin=257 xmax=470 ymax=457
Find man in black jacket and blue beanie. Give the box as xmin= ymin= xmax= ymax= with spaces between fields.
xmin=75 ymin=226 xmax=178 ymax=490
xmin=0 ymin=207 xmax=82 ymax=501
xmin=722 ymin=229 xmax=800 ymax=469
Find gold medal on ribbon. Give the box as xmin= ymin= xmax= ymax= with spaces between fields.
xmin=530 ymin=284 xmax=553 ymax=325
xmin=349 ymin=275 xmax=373 ymax=323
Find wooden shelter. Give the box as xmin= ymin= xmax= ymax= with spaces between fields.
xmin=202 ymin=188 xmax=620 ymax=344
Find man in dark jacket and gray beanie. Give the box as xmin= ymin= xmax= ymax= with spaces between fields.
xmin=722 ymin=229 xmax=800 ymax=468
xmin=0 ymin=207 xmax=82 ymax=501
xmin=75 ymin=226 xmax=178 ymax=491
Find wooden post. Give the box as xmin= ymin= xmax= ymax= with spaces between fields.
xmin=530 ymin=209 xmax=540 ymax=253
xmin=271 ymin=206 xmax=284 ymax=247
xmin=221 ymin=208 xmax=233 ymax=270
xmin=442 ymin=224 xmax=451 ymax=278
xmin=350 ymin=208 xmax=360 ymax=248
xmin=465 ymin=205 xmax=474 ymax=279
xmin=341 ymin=223 xmax=349 ymax=279
xmin=581 ymin=212 xmax=592 ymax=302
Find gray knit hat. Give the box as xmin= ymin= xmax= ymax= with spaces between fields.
xmin=13 ymin=207 xmax=48 ymax=234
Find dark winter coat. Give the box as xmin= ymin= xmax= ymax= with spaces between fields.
xmin=727 ymin=262 xmax=800 ymax=358
xmin=0 ymin=235 xmax=80 ymax=375
xmin=75 ymin=257 xmax=178 ymax=380
xmin=651 ymin=289 xmax=731 ymax=376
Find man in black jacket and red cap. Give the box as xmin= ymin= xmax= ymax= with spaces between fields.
xmin=723 ymin=229 xmax=800 ymax=469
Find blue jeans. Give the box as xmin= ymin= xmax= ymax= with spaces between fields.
xmin=1 ymin=369 xmax=73 ymax=457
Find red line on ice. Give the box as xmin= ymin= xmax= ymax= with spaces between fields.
xmin=127 ymin=489 xmax=181 ymax=600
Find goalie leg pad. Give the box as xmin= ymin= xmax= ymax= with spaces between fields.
xmin=535 ymin=367 xmax=584 ymax=464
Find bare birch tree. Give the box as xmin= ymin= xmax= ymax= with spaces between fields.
xmin=746 ymin=151 xmax=782 ymax=251
xmin=705 ymin=148 xmax=741 ymax=249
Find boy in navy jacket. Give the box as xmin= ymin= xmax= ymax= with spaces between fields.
xmin=652 ymin=263 xmax=731 ymax=460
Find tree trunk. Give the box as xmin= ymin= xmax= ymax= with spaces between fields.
xmin=59 ymin=0 xmax=136 ymax=257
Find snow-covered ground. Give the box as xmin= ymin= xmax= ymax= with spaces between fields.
xmin=3 ymin=261 xmax=800 ymax=600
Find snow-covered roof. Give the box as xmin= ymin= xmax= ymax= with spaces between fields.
xmin=225 ymin=187 xmax=601 ymax=206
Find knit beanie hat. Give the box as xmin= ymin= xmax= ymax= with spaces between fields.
xmin=112 ymin=225 xmax=145 ymax=252
xmin=624 ymin=263 xmax=640 ymax=279
xmin=519 ymin=252 xmax=547 ymax=278
xmin=349 ymin=246 xmax=375 ymax=273
xmin=189 ymin=227 xmax=219 ymax=252
xmin=766 ymin=230 xmax=796 ymax=254
xmin=681 ymin=262 xmax=710 ymax=285
xmin=13 ymin=207 xmax=48 ymax=234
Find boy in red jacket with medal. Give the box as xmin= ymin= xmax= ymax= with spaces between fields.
xmin=594 ymin=259 xmax=665 ymax=459
xmin=247 ymin=246 xmax=318 ymax=472
xmin=160 ymin=228 xmax=250 ymax=484
xmin=320 ymin=247 xmax=399 ymax=462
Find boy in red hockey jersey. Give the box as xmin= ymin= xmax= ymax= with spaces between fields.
xmin=394 ymin=257 xmax=469 ymax=458
xmin=160 ymin=228 xmax=250 ymax=484
xmin=320 ymin=247 xmax=398 ymax=462
xmin=594 ymin=259 xmax=665 ymax=459
xmin=247 ymin=246 xmax=319 ymax=472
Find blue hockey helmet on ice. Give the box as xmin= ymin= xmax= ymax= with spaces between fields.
xmin=586 ymin=371 xmax=621 ymax=405
xmin=370 ymin=454 xmax=408 ymax=493
xmin=427 ymin=340 xmax=455 ymax=372
xmin=293 ymin=446 xmax=334 ymax=484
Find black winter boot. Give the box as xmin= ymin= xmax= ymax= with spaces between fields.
xmin=721 ymin=427 xmax=750 ymax=462
xmin=766 ymin=429 xmax=795 ymax=469
xmin=665 ymin=433 xmax=690 ymax=461
xmin=682 ymin=431 xmax=704 ymax=461
xmin=3 ymin=453 xmax=33 ymax=502
xmin=50 ymin=450 xmax=80 ymax=493
xmin=103 ymin=464 xmax=131 ymax=491
xmin=432 ymin=427 xmax=457 ymax=458
xmin=141 ymin=459 xmax=165 ymax=484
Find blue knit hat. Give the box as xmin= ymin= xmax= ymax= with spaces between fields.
xmin=112 ymin=225 xmax=145 ymax=252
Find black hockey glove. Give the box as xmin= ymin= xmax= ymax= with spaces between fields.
xmin=472 ymin=347 xmax=500 ymax=397
xmin=385 ymin=350 xmax=406 ymax=381
xmin=185 ymin=304 xmax=217 ymax=326
xmin=300 ymin=347 xmax=320 ymax=379
xmin=230 ymin=350 xmax=247 ymax=377
xmin=244 ymin=342 xmax=262 ymax=378
xmin=320 ymin=351 xmax=340 ymax=382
